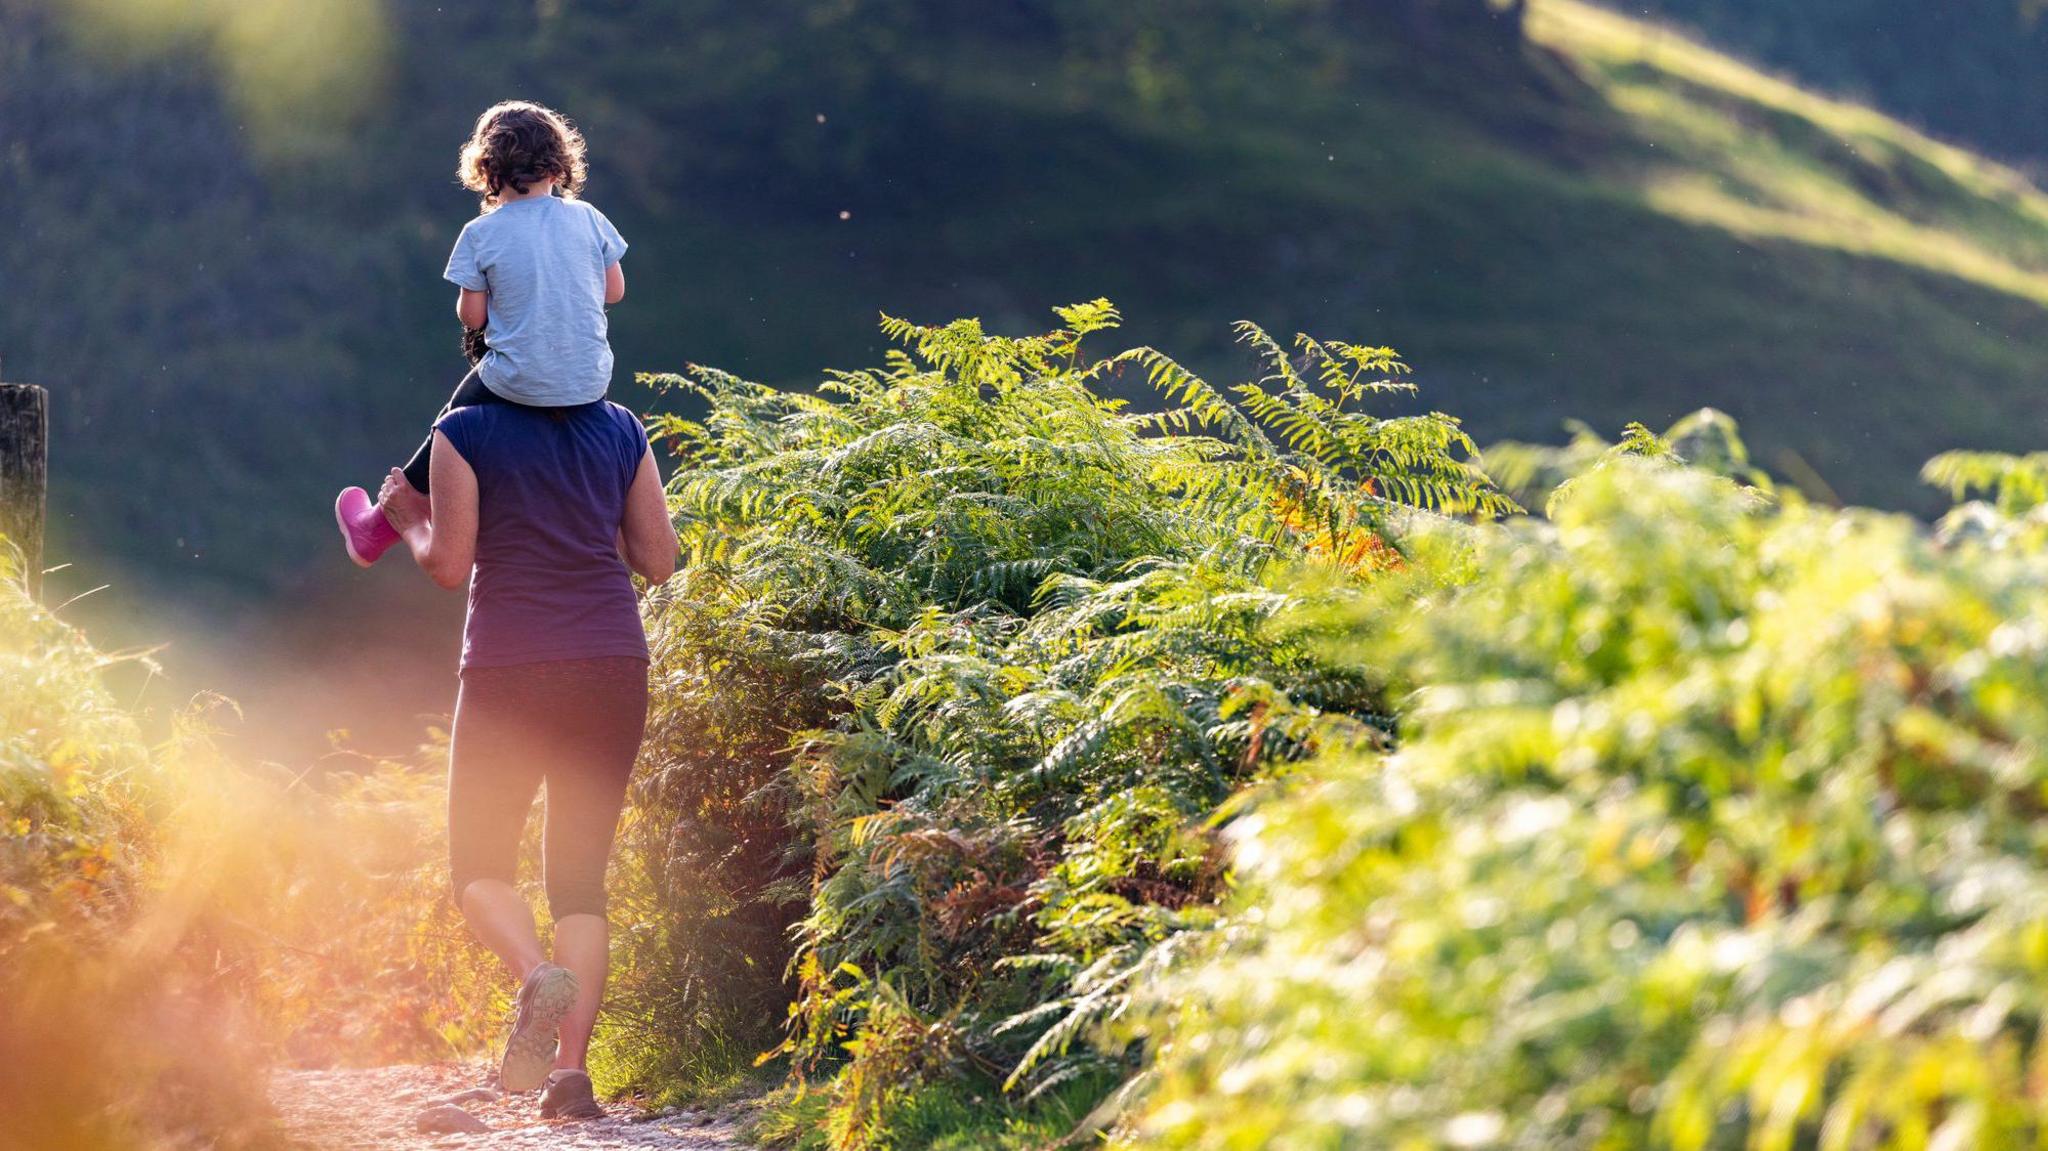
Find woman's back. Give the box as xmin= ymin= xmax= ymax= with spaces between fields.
xmin=433 ymin=400 xmax=649 ymax=670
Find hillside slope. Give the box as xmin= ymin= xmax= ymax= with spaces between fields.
xmin=1621 ymin=0 xmax=2048 ymax=168
xmin=7 ymin=0 xmax=2048 ymax=750
xmin=1417 ymin=0 xmax=2048 ymax=501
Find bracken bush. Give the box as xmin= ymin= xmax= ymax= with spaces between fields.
xmin=1127 ymin=432 xmax=2048 ymax=1150
xmin=29 ymin=296 xmax=2048 ymax=1151
xmin=627 ymin=300 xmax=1512 ymax=1145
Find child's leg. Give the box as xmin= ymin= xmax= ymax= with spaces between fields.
xmin=338 ymin=365 xmax=501 ymax=567
xmin=399 ymin=367 xmax=504 ymax=494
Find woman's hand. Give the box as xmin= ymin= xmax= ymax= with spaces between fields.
xmin=379 ymin=469 xmax=431 ymax=532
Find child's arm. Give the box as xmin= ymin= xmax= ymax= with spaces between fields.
xmin=457 ymin=288 xmax=488 ymax=331
xmin=603 ymin=262 xmax=625 ymax=306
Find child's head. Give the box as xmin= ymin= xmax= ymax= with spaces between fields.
xmin=457 ymin=100 xmax=587 ymax=205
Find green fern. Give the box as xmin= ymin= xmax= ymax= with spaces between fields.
xmin=636 ymin=301 xmax=1513 ymax=1144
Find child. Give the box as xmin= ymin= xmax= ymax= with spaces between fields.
xmin=335 ymin=100 xmax=628 ymax=567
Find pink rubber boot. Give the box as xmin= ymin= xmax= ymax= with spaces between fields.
xmin=334 ymin=487 xmax=402 ymax=568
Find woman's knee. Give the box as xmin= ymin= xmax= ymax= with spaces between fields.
xmin=543 ymin=873 xmax=609 ymax=922
xmin=451 ymin=870 xmax=517 ymax=912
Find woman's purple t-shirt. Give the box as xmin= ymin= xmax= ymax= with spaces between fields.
xmin=435 ymin=400 xmax=651 ymax=671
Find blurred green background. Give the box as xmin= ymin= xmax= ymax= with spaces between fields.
xmin=7 ymin=0 xmax=2048 ymax=756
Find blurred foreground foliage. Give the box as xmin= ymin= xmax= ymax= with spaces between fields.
xmin=0 ymin=543 xmax=502 ymax=1150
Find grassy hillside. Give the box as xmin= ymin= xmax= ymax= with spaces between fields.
xmin=1622 ymin=0 xmax=2048 ymax=168
xmin=8 ymin=0 xmax=2048 ymax=748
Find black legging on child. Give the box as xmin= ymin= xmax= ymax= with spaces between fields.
xmin=446 ymin=656 xmax=649 ymax=920
xmin=402 ymin=367 xmax=508 ymax=494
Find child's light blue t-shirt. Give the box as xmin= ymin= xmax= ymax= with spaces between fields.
xmin=443 ymin=195 xmax=627 ymax=406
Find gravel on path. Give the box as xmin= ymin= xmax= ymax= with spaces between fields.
xmin=271 ymin=1063 xmax=754 ymax=1151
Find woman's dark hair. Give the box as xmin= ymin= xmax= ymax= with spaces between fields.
xmin=458 ymin=100 xmax=588 ymax=206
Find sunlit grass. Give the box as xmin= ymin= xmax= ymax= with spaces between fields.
xmin=1536 ymin=0 xmax=2040 ymax=198
xmin=1536 ymin=0 xmax=2048 ymax=302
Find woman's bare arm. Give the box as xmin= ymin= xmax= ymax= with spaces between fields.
xmin=618 ymin=447 xmax=676 ymax=584
xmin=380 ymin=433 xmax=479 ymax=590
xmin=603 ymin=262 xmax=625 ymax=306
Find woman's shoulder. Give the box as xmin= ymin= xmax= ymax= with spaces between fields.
xmin=434 ymin=399 xmax=501 ymax=446
xmin=438 ymin=399 xmax=638 ymax=435
xmin=436 ymin=400 xmax=490 ymax=433
xmin=598 ymin=401 xmax=648 ymax=440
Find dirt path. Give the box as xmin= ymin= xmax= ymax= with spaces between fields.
xmin=271 ymin=1063 xmax=754 ymax=1150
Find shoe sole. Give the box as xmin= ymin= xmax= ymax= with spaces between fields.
xmin=335 ymin=491 xmax=375 ymax=569
xmin=539 ymin=1089 xmax=604 ymax=1121
xmin=501 ymin=967 xmax=579 ymax=1093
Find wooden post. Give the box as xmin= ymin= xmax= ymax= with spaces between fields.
xmin=0 ymin=375 xmax=49 ymax=598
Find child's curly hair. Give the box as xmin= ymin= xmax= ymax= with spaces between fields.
xmin=457 ymin=100 xmax=588 ymax=206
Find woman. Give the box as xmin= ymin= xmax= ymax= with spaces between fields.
xmin=377 ymin=387 xmax=676 ymax=1121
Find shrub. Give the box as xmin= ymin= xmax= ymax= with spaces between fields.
xmin=634 ymin=302 xmax=1510 ymax=1143
xmin=1131 ymin=434 xmax=2048 ymax=1149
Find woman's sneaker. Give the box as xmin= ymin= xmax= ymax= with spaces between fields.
xmin=539 ymin=1069 xmax=604 ymax=1121
xmin=500 ymin=963 xmax=579 ymax=1093
xmin=334 ymin=487 xmax=401 ymax=567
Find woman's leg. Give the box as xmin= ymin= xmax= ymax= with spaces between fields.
xmin=460 ymin=880 xmax=547 ymax=981
xmin=447 ymin=669 xmax=550 ymax=980
xmin=536 ymin=658 xmax=650 ymax=1071
xmin=550 ymin=915 xmax=608 ymax=1071
xmin=400 ymin=366 xmax=504 ymax=495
